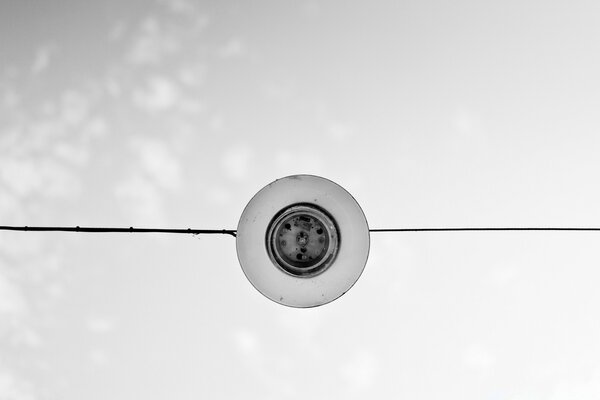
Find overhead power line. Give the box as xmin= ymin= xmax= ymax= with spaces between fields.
xmin=2 ymin=225 xmax=600 ymax=239
xmin=0 ymin=225 xmax=237 ymax=237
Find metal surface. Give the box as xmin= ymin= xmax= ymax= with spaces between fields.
xmin=266 ymin=204 xmax=339 ymax=277
xmin=236 ymin=175 xmax=370 ymax=308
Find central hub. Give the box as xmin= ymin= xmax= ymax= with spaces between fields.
xmin=266 ymin=204 xmax=339 ymax=277
xmin=297 ymin=232 xmax=309 ymax=246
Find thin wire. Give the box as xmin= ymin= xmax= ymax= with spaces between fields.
xmin=0 ymin=226 xmax=237 ymax=237
xmin=2 ymin=225 xmax=600 ymax=238
xmin=369 ymin=227 xmax=600 ymax=232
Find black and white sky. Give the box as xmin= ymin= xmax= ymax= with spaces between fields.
xmin=1 ymin=0 xmax=600 ymax=398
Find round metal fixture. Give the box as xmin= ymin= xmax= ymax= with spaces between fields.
xmin=266 ymin=204 xmax=339 ymax=277
xmin=236 ymin=175 xmax=370 ymax=308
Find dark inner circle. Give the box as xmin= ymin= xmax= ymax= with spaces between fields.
xmin=275 ymin=213 xmax=330 ymax=268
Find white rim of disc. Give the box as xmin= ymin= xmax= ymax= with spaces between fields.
xmin=236 ymin=175 xmax=370 ymax=308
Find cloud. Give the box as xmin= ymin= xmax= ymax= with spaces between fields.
xmin=218 ymin=38 xmax=246 ymax=58
xmin=0 ymin=152 xmax=80 ymax=198
xmin=60 ymin=90 xmax=91 ymax=126
xmin=510 ymin=368 xmax=600 ymax=400
xmin=12 ymin=328 xmax=43 ymax=348
xmin=104 ymin=76 xmax=122 ymax=97
xmin=221 ymin=145 xmax=254 ymax=181
xmin=261 ymin=81 xmax=296 ymax=101
xmin=136 ymin=139 xmax=183 ymax=190
xmin=452 ymin=107 xmax=483 ymax=140
xmin=132 ymin=76 xmax=180 ymax=111
xmin=327 ymin=121 xmax=354 ymax=141
xmin=278 ymin=311 xmax=322 ymax=342
xmin=2 ymin=89 xmax=19 ymax=109
xmin=0 ymin=272 xmax=27 ymax=316
xmin=90 ymin=349 xmax=110 ymax=366
xmin=232 ymin=329 xmax=259 ymax=357
xmin=83 ymin=117 xmax=108 ymax=139
xmin=548 ymin=369 xmax=600 ymax=400
xmin=463 ymin=343 xmax=496 ymax=370
xmin=0 ymin=158 xmax=43 ymax=197
xmin=31 ymin=45 xmax=55 ymax=74
xmin=177 ymin=66 xmax=206 ymax=87
xmin=52 ymin=142 xmax=89 ymax=166
xmin=339 ymin=350 xmax=378 ymax=392
xmin=230 ymin=329 xmax=295 ymax=397
xmin=108 ymin=21 xmax=127 ymax=41
xmin=158 ymin=0 xmax=196 ymax=15
xmin=0 ymin=193 xmax=18 ymax=221
xmin=114 ymin=175 xmax=165 ymax=225
xmin=489 ymin=264 xmax=521 ymax=287
xmin=274 ymin=150 xmax=324 ymax=174
xmin=86 ymin=317 xmax=116 ymax=334
xmin=115 ymin=138 xmax=183 ymax=224
xmin=204 ymin=186 xmax=232 ymax=205
xmin=127 ymin=17 xmax=179 ymax=65
xmin=0 ymin=370 xmax=36 ymax=400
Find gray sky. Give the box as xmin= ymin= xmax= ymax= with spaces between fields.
xmin=1 ymin=0 xmax=600 ymax=398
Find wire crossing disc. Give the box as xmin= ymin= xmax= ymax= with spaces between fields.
xmin=236 ymin=175 xmax=370 ymax=307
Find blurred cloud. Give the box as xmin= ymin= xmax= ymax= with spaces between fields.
xmin=0 ymin=273 xmax=27 ymax=317
xmin=204 ymin=185 xmax=232 ymax=206
xmin=326 ymin=121 xmax=354 ymax=141
xmin=104 ymin=76 xmax=122 ymax=97
xmin=339 ymin=350 xmax=378 ymax=392
xmin=127 ymin=17 xmax=179 ymax=65
xmin=52 ymin=142 xmax=89 ymax=166
xmin=0 ymin=370 xmax=36 ymax=400
xmin=0 ymin=194 xmax=18 ymax=221
xmin=114 ymin=174 xmax=165 ymax=224
xmin=274 ymin=150 xmax=324 ymax=174
xmin=0 ymin=158 xmax=76 ymax=199
xmin=89 ymin=349 xmax=110 ymax=367
xmin=0 ymin=158 xmax=41 ymax=197
xmin=302 ymin=1 xmax=321 ymax=17
xmin=157 ymin=0 xmax=195 ymax=15
xmin=86 ymin=317 xmax=116 ymax=334
xmin=463 ymin=343 xmax=496 ymax=370
xmin=59 ymin=90 xmax=91 ymax=127
xmin=231 ymin=328 xmax=295 ymax=398
xmin=2 ymin=89 xmax=19 ymax=109
xmin=233 ymin=329 xmax=259 ymax=357
xmin=108 ymin=21 xmax=127 ymax=41
xmin=548 ymin=369 xmax=600 ymax=400
xmin=11 ymin=328 xmax=43 ymax=349
xmin=218 ymin=38 xmax=246 ymax=58
xmin=177 ymin=66 xmax=206 ymax=87
xmin=133 ymin=76 xmax=180 ymax=112
xmin=489 ymin=264 xmax=521 ymax=288
xmin=452 ymin=107 xmax=481 ymax=139
xmin=278 ymin=311 xmax=322 ymax=343
xmin=135 ymin=138 xmax=183 ymax=191
xmin=31 ymin=45 xmax=55 ymax=75
xmin=261 ymin=80 xmax=297 ymax=101
xmin=221 ymin=145 xmax=254 ymax=181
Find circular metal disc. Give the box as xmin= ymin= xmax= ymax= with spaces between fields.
xmin=236 ymin=175 xmax=370 ymax=308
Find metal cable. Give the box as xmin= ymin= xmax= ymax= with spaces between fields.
xmin=2 ymin=225 xmax=600 ymax=238
xmin=369 ymin=227 xmax=600 ymax=232
xmin=0 ymin=226 xmax=237 ymax=237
